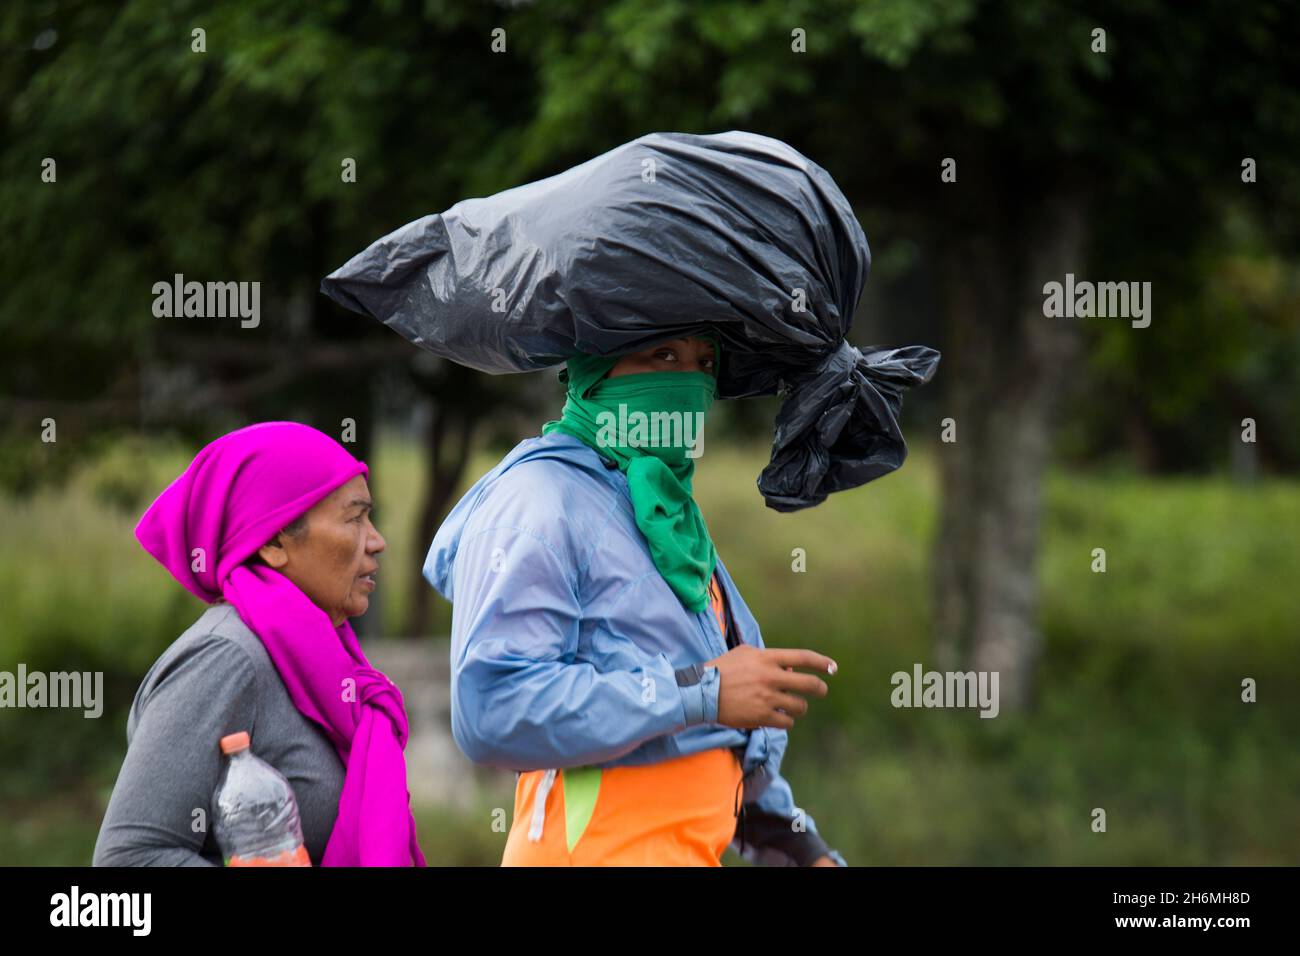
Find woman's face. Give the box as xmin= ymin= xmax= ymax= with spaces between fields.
xmin=606 ymin=336 xmax=716 ymax=378
xmin=256 ymin=475 xmax=385 ymax=627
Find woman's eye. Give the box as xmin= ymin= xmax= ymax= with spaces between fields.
xmin=655 ymin=350 xmax=676 ymax=362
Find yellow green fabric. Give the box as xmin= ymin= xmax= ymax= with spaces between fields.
xmin=562 ymin=767 xmax=602 ymax=853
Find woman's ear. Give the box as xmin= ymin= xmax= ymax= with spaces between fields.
xmin=257 ymin=536 xmax=290 ymax=569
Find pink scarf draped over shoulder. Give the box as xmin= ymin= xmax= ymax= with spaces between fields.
xmin=135 ymin=421 xmax=425 ymax=866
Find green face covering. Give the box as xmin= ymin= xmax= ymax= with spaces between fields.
xmin=541 ymin=338 xmax=720 ymax=612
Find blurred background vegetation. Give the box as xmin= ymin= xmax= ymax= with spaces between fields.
xmin=3 ymin=437 xmax=1297 ymax=864
xmin=1 ymin=0 xmax=1297 ymax=864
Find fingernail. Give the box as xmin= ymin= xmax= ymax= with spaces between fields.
xmin=828 ymin=661 xmax=838 ymax=675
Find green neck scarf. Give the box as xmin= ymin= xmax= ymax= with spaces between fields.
xmin=541 ymin=340 xmax=719 ymax=612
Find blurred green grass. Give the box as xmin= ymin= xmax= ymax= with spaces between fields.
xmin=1 ymin=432 xmax=1296 ymax=865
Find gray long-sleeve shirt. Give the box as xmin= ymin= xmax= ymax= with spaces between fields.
xmin=93 ymin=603 xmax=346 ymax=866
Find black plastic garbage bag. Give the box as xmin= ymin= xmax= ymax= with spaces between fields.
xmin=320 ymin=130 xmax=939 ymax=511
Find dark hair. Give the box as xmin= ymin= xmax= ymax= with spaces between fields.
xmin=281 ymin=512 xmax=309 ymax=538
xmin=250 ymin=512 xmax=308 ymax=567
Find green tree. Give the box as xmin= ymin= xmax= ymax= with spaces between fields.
xmin=0 ymin=0 xmax=534 ymax=633
xmin=3 ymin=0 xmax=1298 ymax=680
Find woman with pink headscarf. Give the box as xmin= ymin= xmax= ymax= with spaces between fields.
xmin=93 ymin=421 xmax=425 ymax=866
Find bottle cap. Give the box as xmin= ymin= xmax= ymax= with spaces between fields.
xmin=220 ymin=731 xmax=251 ymax=755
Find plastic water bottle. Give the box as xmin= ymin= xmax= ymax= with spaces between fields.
xmin=213 ymin=731 xmax=311 ymax=867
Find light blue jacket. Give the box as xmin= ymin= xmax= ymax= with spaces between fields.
xmin=424 ymin=430 xmax=846 ymax=866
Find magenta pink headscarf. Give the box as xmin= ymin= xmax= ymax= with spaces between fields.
xmin=135 ymin=421 xmax=425 ymax=867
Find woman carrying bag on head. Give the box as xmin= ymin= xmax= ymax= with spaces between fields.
xmin=425 ymin=333 xmax=845 ymax=867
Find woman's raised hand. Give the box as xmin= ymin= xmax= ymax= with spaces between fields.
xmin=702 ymin=646 xmax=837 ymax=730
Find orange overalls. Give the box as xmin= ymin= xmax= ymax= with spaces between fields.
xmin=501 ymin=571 xmax=742 ymax=866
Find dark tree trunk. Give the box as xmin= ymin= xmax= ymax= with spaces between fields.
xmin=405 ymin=400 xmax=476 ymax=636
xmin=1123 ymin=405 xmax=1163 ymax=473
xmin=932 ymin=196 xmax=1088 ymax=711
